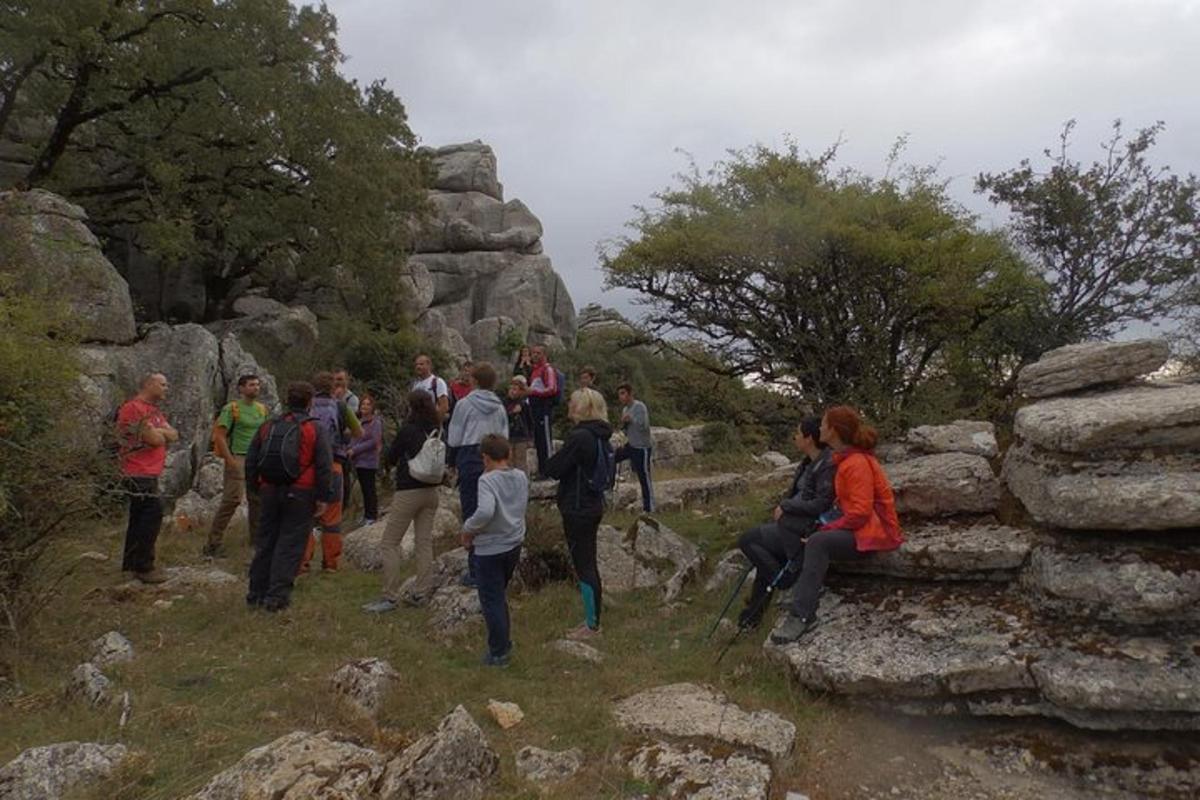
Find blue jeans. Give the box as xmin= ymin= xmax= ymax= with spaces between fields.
xmin=475 ymin=545 xmax=522 ymax=657
xmin=615 ymin=444 xmax=654 ymax=512
xmin=456 ymin=446 xmax=484 ymax=579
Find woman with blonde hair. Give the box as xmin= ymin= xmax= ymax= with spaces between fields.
xmin=542 ymin=388 xmax=614 ymax=639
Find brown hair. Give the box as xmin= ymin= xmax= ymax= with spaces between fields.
xmin=406 ymin=390 xmax=439 ymax=427
xmin=312 ymin=370 xmax=335 ymax=394
xmin=286 ymin=381 xmax=315 ymax=410
xmin=580 ymin=366 xmax=597 ymax=379
xmin=472 ymin=361 xmax=497 ymax=390
xmin=480 ymin=433 xmax=511 ymax=461
xmin=823 ymin=405 xmax=878 ymax=450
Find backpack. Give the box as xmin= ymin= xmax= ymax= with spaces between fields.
xmin=310 ymin=395 xmax=348 ymax=458
xmin=211 ymin=400 xmax=267 ymax=451
xmin=256 ymin=414 xmax=310 ymax=485
xmin=552 ymin=367 xmax=567 ymax=406
xmin=584 ymin=433 xmax=617 ymax=498
xmin=407 ymin=428 xmax=447 ymax=484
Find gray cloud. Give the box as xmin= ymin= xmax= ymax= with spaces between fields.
xmin=325 ymin=0 xmax=1200 ymax=321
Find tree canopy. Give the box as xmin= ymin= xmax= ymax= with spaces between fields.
xmin=602 ymin=143 xmax=1043 ymax=420
xmin=0 ymin=0 xmax=429 ymax=323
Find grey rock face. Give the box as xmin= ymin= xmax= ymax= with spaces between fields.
xmin=415 ymin=191 xmax=541 ymax=253
xmin=426 ymin=586 xmax=482 ymax=634
xmin=399 ymin=547 xmax=469 ymax=600
xmin=613 ymin=683 xmax=796 ymax=758
xmin=576 ymin=303 xmax=638 ymax=336
xmin=188 ymin=730 xmax=385 ymax=800
xmin=378 ymin=705 xmax=499 ymax=800
xmin=834 ymin=523 xmax=1034 ymax=581
xmin=1017 ymin=339 xmax=1169 ymax=398
xmin=413 ymin=308 xmax=473 ymax=367
xmin=193 ymin=455 xmax=226 ymax=500
xmin=90 ymin=631 xmax=134 ymax=667
xmin=905 ymin=420 xmax=998 ymax=459
xmin=172 ymin=490 xmax=224 ymax=532
xmin=754 ymin=450 xmax=794 ymax=469
xmin=106 ymin=566 xmax=239 ymax=597
xmin=649 ymin=426 xmax=697 ymax=464
xmin=705 ymin=549 xmax=755 ymax=592
xmin=885 ymin=453 xmax=1000 ymax=517
xmin=217 ymin=333 xmax=280 ymax=411
xmin=208 ymin=299 xmax=318 ymax=371
xmin=428 ymin=141 xmax=503 ymax=199
xmin=0 ymin=741 xmax=129 ymax=800
xmin=66 ymin=663 xmax=112 ymax=707
xmin=330 ymin=658 xmax=399 ymax=719
xmin=1013 ymin=383 xmax=1200 ymax=453
xmin=515 ymin=746 xmax=584 ymax=784
xmin=0 ymin=189 xmax=136 ymax=344
xmin=343 ymin=520 xmax=412 ymax=573
xmin=596 ymin=518 xmax=703 ymax=601
xmin=625 ymin=741 xmax=772 ymax=800
xmin=619 ymin=473 xmax=748 ymax=513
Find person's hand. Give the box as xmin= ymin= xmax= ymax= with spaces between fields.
xmin=459 ymin=531 xmax=474 ymax=548
xmin=772 ymin=505 xmax=783 ymax=522
xmin=225 ymin=455 xmax=239 ymax=469
xmin=314 ymin=502 xmax=328 ymax=517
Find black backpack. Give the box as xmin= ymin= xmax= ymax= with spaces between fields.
xmin=256 ymin=414 xmax=310 ymax=485
xmin=584 ymin=434 xmax=617 ymax=496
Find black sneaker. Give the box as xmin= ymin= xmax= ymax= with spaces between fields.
xmin=769 ymin=613 xmax=818 ymax=645
xmin=737 ymin=606 xmax=764 ymax=630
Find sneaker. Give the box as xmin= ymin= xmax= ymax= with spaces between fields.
xmin=481 ymin=651 xmax=510 ymax=667
xmin=459 ymin=570 xmax=478 ymax=588
xmin=565 ymin=622 xmax=601 ymax=641
xmin=261 ymin=598 xmax=289 ymax=613
xmin=201 ymin=543 xmax=223 ymax=559
xmin=135 ymin=568 xmax=169 ymax=584
xmin=362 ymin=599 xmax=398 ymax=614
xmin=246 ymin=595 xmax=263 ymax=609
xmin=362 ymin=517 xmax=377 ymax=526
xmin=769 ymin=613 xmax=818 ymax=645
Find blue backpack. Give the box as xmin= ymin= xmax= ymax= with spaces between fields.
xmin=553 ymin=367 xmax=567 ymax=406
xmin=585 ymin=434 xmax=617 ymax=496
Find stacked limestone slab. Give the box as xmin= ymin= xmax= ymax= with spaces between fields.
xmin=768 ymin=343 xmax=1200 ymax=733
xmin=405 ymin=141 xmax=576 ymax=367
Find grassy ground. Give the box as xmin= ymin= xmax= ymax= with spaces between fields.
xmin=0 ymin=474 xmax=849 ymax=799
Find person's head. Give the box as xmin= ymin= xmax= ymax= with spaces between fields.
xmin=517 ymin=345 xmax=531 ymax=362
xmin=139 ymin=372 xmax=168 ymax=403
xmin=480 ymin=433 xmax=511 ymax=469
xmin=579 ymin=366 xmax=597 ymax=388
xmin=569 ymin=387 xmax=608 ymax=423
xmin=793 ymin=415 xmax=824 ymax=456
xmin=405 ymin=389 xmax=439 ymax=427
xmin=333 ymin=368 xmax=351 ymax=394
xmin=530 ymin=345 xmax=546 ymax=365
xmin=359 ymin=394 xmax=376 ymax=418
xmin=821 ymin=405 xmax=878 ymax=451
xmin=237 ymin=374 xmax=261 ymax=400
xmin=312 ymin=370 xmax=335 ymax=395
xmin=616 ymin=382 xmax=634 ymax=406
xmin=286 ymin=381 xmax=315 ymax=412
xmin=508 ymin=375 xmax=528 ymax=398
xmin=471 ymin=362 xmax=497 ymax=391
xmin=414 ymin=354 xmax=433 ymax=378
xmin=457 ymin=361 xmax=474 ymax=382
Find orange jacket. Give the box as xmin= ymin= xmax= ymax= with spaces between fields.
xmin=820 ymin=448 xmax=903 ymax=552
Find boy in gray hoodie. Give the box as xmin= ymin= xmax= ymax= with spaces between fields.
xmin=462 ymin=434 xmax=529 ymax=666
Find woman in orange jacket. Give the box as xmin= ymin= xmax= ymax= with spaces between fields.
xmin=770 ymin=405 xmax=903 ymax=644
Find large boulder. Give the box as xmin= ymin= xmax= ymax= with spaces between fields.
xmin=207 ymin=296 xmax=318 ymax=371
xmin=217 ymin=333 xmax=280 ymax=410
xmin=377 ymin=705 xmax=499 ymax=800
xmin=834 ymin=523 xmax=1034 ymax=581
xmin=905 ymin=420 xmax=998 ymax=459
xmin=597 ymin=518 xmax=703 ymax=601
xmin=1017 ymin=339 xmax=1170 ymax=398
xmin=624 ymin=741 xmax=772 ymax=800
xmin=1012 ymin=383 xmax=1200 ymax=453
xmin=884 ymin=453 xmax=1000 ymax=517
xmin=428 ymin=141 xmax=503 ymax=200
xmin=415 ymin=191 xmax=541 ymax=253
xmin=649 ymin=427 xmax=696 ymax=464
xmin=413 ymin=308 xmax=473 ymax=368
xmin=187 ymin=730 xmax=385 ymax=800
xmin=0 ymin=189 xmax=136 ymax=344
xmin=0 ymin=742 xmax=129 ymax=800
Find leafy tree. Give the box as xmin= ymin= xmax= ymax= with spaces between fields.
xmin=977 ymin=120 xmax=1200 ymax=348
xmin=602 ymin=142 xmax=1043 ymax=420
xmin=0 ymin=0 xmax=428 ymax=322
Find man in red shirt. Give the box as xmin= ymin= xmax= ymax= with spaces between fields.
xmin=115 ymin=373 xmax=179 ymax=583
xmin=244 ymin=381 xmax=334 ymax=611
xmin=527 ymin=345 xmax=559 ymax=477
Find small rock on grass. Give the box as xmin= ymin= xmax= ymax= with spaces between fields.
xmin=0 ymin=742 xmax=129 ymax=800
xmin=487 ymin=699 xmax=525 ymax=729
xmin=66 ymin=663 xmax=112 ymax=707
xmin=550 ymin=639 xmax=604 ymax=664
xmin=516 ymin=745 xmax=585 ymax=784
xmin=90 ymin=631 xmax=133 ymax=667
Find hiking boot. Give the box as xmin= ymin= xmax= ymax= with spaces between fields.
xmin=769 ymin=613 xmax=818 ymax=645
xmin=737 ymin=606 xmax=764 ymax=630
xmin=261 ymin=597 xmax=289 ymax=613
xmin=481 ymin=650 xmax=511 ymax=667
xmin=201 ymin=543 xmax=223 ymax=559
xmin=459 ymin=570 xmax=478 ymax=588
xmin=362 ymin=599 xmax=398 ymax=614
xmin=135 ymin=568 xmax=169 ymax=584
xmin=565 ymin=622 xmax=601 ymax=641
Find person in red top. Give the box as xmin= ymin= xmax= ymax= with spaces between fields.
xmin=527 ymin=344 xmax=559 ymax=477
xmin=244 ymin=381 xmax=334 ymax=612
xmin=116 ymin=372 xmax=179 ymax=583
xmin=771 ymin=405 xmax=904 ymax=645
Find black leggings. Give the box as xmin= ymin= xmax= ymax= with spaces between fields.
xmin=789 ymin=529 xmax=867 ymax=620
xmin=356 ymin=467 xmax=378 ymax=520
xmin=562 ymin=512 xmax=603 ymax=628
xmin=738 ymin=522 xmax=794 ymax=601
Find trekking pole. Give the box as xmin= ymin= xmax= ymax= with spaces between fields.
xmin=705 ymin=565 xmax=751 ymax=641
xmin=714 ymin=555 xmax=799 ymax=664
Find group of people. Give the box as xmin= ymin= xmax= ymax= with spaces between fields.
xmin=114 ymin=349 xmax=901 ymax=663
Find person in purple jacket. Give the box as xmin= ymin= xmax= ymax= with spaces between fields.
xmin=349 ymin=394 xmax=384 ymax=524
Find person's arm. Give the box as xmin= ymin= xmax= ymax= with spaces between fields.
xmin=139 ymin=421 xmax=167 ymax=447
xmin=435 ymin=380 xmax=450 ymax=420
xmin=348 ymin=418 xmax=375 ymax=459
xmin=212 ymin=425 xmax=235 ymax=463
xmin=313 ymin=426 xmax=335 ymax=503
xmin=462 ymin=476 xmax=498 ymax=536
xmin=631 ymin=402 xmax=649 ymax=430
xmin=542 ymin=430 xmax=584 ymax=479
xmin=820 ymin=457 xmax=871 ymax=531
xmin=781 ymin=457 xmax=835 ymax=518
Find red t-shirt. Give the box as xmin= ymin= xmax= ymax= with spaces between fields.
xmin=117 ymin=397 xmax=169 ymax=477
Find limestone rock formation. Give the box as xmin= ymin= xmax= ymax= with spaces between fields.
xmin=65 ymin=663 xmax=112 ymax=707
xmin=377 ymin=705 xmax=499 ymax=800
xmin=405 ymin=142 xmax=576 ymax=366
xmin=576 ymin=302 xmax=639 ymax=337
xmin=330 ymin=658 xmax=400 ymax=719
xmin=216 ymin=332 xmax=280 ymax=410
xmin=884 ymin=452 xmax=1001 ymax=517
xmin=613 ymin=683 xmax=796 ymax=758
xmin=905 ymin=420 xmax=998 ymax=459
xmin=624 ymin=741 xmax=772 ymax=800
xmin=514 ymin=746 xmax=584 ymax=785
xmin=427 ymin=586 xmax=482 ymax=635
xmin=1013 ymin=384 xmax=1200 ymax=453
xmin=0 ymin=741 xmax=129 ymax=800
xmin=207 ymin=295 xmax=319 ymax=371
xmin=0 ymin=189 xmax=136 ymax=344
xmin=1016 ymin=339 xmax=1170 ymax=398
xmin=90 ymin=632 xmax=134 ymax=667
xmin=596 ymin=518 xmax=703 ymax=601
xmin=833 ymin=523 xmax=1033 ymax=581
xmin=616 ymin=473 xmax=747 ymax=513
xmin=705 ymin=549 xmax=755 ymax=592
xmin=342 ymin=509 xmax=458 ymax=573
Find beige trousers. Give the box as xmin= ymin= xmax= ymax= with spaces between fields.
xmin=381 ymin=486 xmax=439 ymax=601
xmin=207 ymin=456 xmax=261 ymax=548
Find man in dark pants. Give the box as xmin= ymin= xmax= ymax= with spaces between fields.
xmin=736 ymin=415 xmax=835 ymax=629
xmin=614 ymin=383 xmax=654 ymax=513
xmin=115 ymin=373 xmax=179 ymax=583
xmin=245 ymin=381 xmax=333 ymax=612
xmin=526 ymin=345 xmax=559 ymax=477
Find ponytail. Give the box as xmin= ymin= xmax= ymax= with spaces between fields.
xmin=824 ymin=405 xmax=877 ymax=451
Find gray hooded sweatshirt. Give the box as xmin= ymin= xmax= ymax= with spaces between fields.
xmin=463 ymin=467 xmax=529 ymax=555
xmin=447 ymin=389 xmax=509 ymax=447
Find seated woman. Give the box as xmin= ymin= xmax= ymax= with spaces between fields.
xmin=770 ymin=405 xmax=904 ymax=644
xmin=736 ymin=415 xmax=834 ymax=629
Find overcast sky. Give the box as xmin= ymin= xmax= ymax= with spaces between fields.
xmin=324 ymin=0 xmax=1200 ymax=322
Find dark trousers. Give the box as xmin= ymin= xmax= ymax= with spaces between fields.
xmin=790 ymin=529 xmax=867 ymax=620
xmin=532 ymin=402 xmax=554 ymax=476
xmin=456 ymin=446 xmax=484 ymax=579
xmin=562 ymin=512 xmax=603 ymax=629
xmin=738 ymin=522 xmax=794 ymax=602
xmin=121 ymin=476 xmax=162 ymax=573
xmin=615 ymin=444 xmax=654 ymax=512
xmin=356 ymin=467 xmax=378 ymax=520
xmin=475 ymin=545 xmax=522 ymax=657
xmin=341 ymin=457 xmax=354 ymax=508
xmin=248 ymin=485 xmax=316 ymax=609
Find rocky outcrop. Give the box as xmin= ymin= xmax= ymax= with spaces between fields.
xmin=1016 ymin=339 xmax=1170 ymax=398
xmin=834 ymin=522 xmax=1033 ymax=581
xmin=885 ymin=453 xmax=1001 ymax=517
xmin=515 ymin=746 xmax=584 ymax=785
xmin=0 ymin=741 xmax=129 ymax=800
xmin=342 ymin=508 xmax=459 ymax=573
xmin=330 ymin=658 xmax=400 ymax=719
xmin=377 ymin=705 xmax=499 ymax=800
xmin=405 ymin=142 xmax=575 ymax=366
xmin=1013 ymin=384 xmax=1200 ymax=453
xmin=597 ymin=518 xmax=703 ymax=601
xmin=207 ymin=295 xmax=318 ymax=372
xmin=619 ymin=473 xmax=747 ymax=512
xmin=0 ymin=189 xmax=136 ymax=343
xmin=576 ymin=303 xmax=639 ymax=337
xmin=624 ymin=741 xmax=772 ymax=800
xmin=905 ymin=420 xmax=998 ymax=459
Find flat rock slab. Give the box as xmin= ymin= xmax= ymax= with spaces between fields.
xmin=625 ymin=740 xmax=772 ymax=800
xmin=1017 ymin=339 xmax=1169 ymax=398
xmin=834 ymin=523 xmax=1033 ymax=581
xmin=885 ymin=453 xmax=1000 ymax=517
xmin=613 ymin=683 xmax=796 ymax=758
xmin=905 ymin=420 xmax=998 ymax=459
xmin=765 ymin=584 xmax=1200 ymax=731
xmin=104 ymin=567 xmax=239 ymax=599
xmin=1013 ymin=384 xmax=1200 ymax=453
xmin=515 ymin=746 xmax=584 ymax=784
xmin=0 ymin=741 xmax=129 ymax=800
